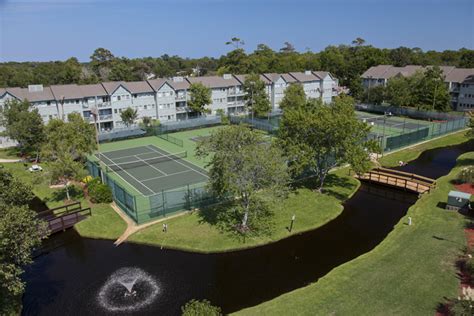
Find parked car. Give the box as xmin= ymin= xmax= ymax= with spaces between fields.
xmin=28 ymin=164 xmax=43 ymax=172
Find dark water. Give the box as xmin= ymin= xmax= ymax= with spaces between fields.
xmin=22 ymin=141 xmax=473 ymax=315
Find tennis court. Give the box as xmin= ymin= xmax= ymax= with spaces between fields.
xmin=96 ymin=145 xmax=209 ymax=196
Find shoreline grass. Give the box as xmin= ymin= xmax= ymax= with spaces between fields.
xmin=236 ymin=151 xmax=472 ymax=315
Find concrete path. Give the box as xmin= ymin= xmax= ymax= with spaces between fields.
xmin=111 ymin=202 xmax=190 ymax=246
xmin=0 ymin=158 xmax=21 ymax=163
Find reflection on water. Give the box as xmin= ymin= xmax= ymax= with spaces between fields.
xmin=22 ymin=141 xmax=473 ymax=315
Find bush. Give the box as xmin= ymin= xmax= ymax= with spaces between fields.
xmin=458 ymin=167 xmax=474 ymax=184
xmin=450 ymin=287 xmax=474 ymax=315
xmin=87 ymin=178 xmax=112 ymax=203
xmin=466 ymin=256 xmax=474 ymax=276
xmin=181 ymin=299 xmax=221 ymax=316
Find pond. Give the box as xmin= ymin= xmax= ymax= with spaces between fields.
xmin=22 ymin=140 xmax=473 ymax=315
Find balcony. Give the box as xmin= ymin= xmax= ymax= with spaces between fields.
xmin=227 ymin=100 xmax=246 ymax=106
xmin=99 ymin=114 xmax=113 ymax=121
xmin=176 ymin=106 xmax=188 ymax=113
xmin=98 ymin=102 xmax=112 ymax=108
xmin=228 ymin=89 xmax=246 ymax=96
xmin=175 ymin=94 xmax=187 ymax=101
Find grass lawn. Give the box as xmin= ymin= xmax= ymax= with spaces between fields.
xmin=380 ymin=129 xmax=469 ymax=167
xmin=128 ymin=168 xmax=359 ymax=252
xmin=236 ymin=151 xmax=473 ymax=316
xmin=1 ymin=161 xmax=126 ymax=240
xmin=0 ymin=147 xmax=20 ymax=159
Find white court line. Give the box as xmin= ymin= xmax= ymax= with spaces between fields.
xmin=96 ymin=145 xmax=153 ymax=156
xmin=141 ymin=170 xmax=194 ymax=183
xmin=134 ymin=155 xmax=168 ymax=176
xmin=146 ymin=145 xmax=209 ymax=179
xmin=97 ymin=153 xmax=156 ymax=195
xmin=102 ymin=148 xmax=155 ymax=161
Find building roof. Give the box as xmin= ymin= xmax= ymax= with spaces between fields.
xmin=146 ymin=78 xmax=167 ymax=91
xmin=262 ymin=73 xmax=282 ymax=83
xmin=4 ymin=87 xmax=27 ymax=100
xmin=187 ymin=75 xmax=240 ymax=88
xmin=281 ymin=73 xmax=298 ymax=83
xmin=233 ymin=74 xmax=272 ymax=85
xmin=288 ymin=72 xmax=319 ymax=82
xmin=124 ymin=81 xmax=154 ymax=94
xmin=50 ymin=84 xmax=84 ymax=100
xmin=362 ymin=65 xmax=474 ymax=83
xmin=445 ymin=68 xmax=474 ymax=83
xmin=0 ymin=88 xmax=5 ymax=97
xmin=101 ymin=81 xmax=128 ymax=95
xmin=448 ymin=190 xmax=471 ymax=199
xmin=80 ymin=84 xmax=108 ymax=97
xmin=21 ymin=86 xmax=55 ymax=102
xmin=167 ymin=79 xmax=190 ymax=90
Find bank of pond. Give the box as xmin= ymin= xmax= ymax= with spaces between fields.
xmin=22 ymin=139 xmax=474 ymax=315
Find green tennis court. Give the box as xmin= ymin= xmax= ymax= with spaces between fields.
xmin=96 ymin=144 xmax=209 ymax=196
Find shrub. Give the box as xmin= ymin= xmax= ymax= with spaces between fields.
xmin=450 ymin=287 xmax=474 ymax=315
xmin=87 ymin=178 xmax=112 ymax=203
xmin=458 ymin=167 xmax=474 ymax=184
xmin=466 ymin=256 xmax=474 ymax=276
xmin=181 ymin=299 xmax=221 ymax=316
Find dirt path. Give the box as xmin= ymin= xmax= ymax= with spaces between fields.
xmin=0 ymin=158 xmax=21 ymax=163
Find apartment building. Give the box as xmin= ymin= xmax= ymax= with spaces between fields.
xmin=361 ymin=65 xmax=474 ymax=111
xmin=0 ymin=71 xmax=339 ymax=147
xmin=458 ymin=75 xmax=474 ymax=111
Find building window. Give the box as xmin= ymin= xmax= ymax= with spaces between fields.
xmin=133 ymin=94 xmax=137 ymax=98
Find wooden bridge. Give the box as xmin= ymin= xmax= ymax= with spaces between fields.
xmin=37 ymin=201 xmax=92 ymax=234
xmin=356 ymin=167 xmax=436 ymax=194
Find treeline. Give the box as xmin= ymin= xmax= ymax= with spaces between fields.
xmin=361 ymin=66 xmax=452 ymax=112
xmin=1 ymin=37 xmax=473 ymax=98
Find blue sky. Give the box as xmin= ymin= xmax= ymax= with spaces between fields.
xmin=0 ymin=0 xmax=473 ymax=62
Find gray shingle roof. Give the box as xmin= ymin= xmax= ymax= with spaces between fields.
xmin=362 ymin=65 xmax=474 ymax=83
xmin=167 ymin=79 xmax=190 ymax=90
xmin=288 ymin=72 xmax=319 ymax=82
xmin=50 ymin=84 xmax=84 ymax=100
xmin=124 ymin=81 xmax=154 ymax=94
xmin=101 ymin=82 xmax=127 ymax=95
xmin=187 ymin=75 xmax=240 ymax=88
xmin=80 ymin=84 xmax=108 ymax=97
xmin=233 ymin=74 xmax=272 ymax=85
xmin=281 ymin=73 xmax=298 ymax=83
xmin=262 ymin=73 xmax=282 ymax=83
xmin=147 ymin=78 xmax=167 ymax=91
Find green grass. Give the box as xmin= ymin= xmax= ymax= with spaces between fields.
xmin=129 ymin=168 xmax=359 ymax=252
xmin=0 ymin=147 xmax=20 ymax=159
xmin=1 ymin=161 xmax=126 ymax=241
xmin=380 ymin=129 xmax=470 ymax=167
xmin=236 ymin=151 xmax=473 ymax=316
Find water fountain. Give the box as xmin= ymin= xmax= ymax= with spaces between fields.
xmin=97 ymin=267 xmax=160 ymax=312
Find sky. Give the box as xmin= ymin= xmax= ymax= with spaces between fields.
xmin=0 ymin=0 xmax=473 ymax=62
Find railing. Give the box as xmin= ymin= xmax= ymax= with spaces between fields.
xmin=227 ymin=101 xmax=246 ymax=106
xmin=98 ymin=102 xmax=112 ymax=108
xmin=99 ymin=114 xmax=113 ymax=120
xmin=356 ymin=168 xmax=436 ymax=194
xmin=175 ymin=95 xmax=187 ymax=101
xmin=37 ymin=201 xmax=92 ymax=234
xmin=228 ymin=90 xmax=246 ymax=96
xmin=176 ymin=106 xmax=188 ymax=113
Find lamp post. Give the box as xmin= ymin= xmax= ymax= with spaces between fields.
xmin=289 ymin=214 xmax=296 ymax=232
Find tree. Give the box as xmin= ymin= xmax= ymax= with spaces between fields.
xmin=413 ymin=66 xmax=450 ymax=111
xmin=279 ymin=95 xmax=379 ymax=191
xmin=242 ymin=74 xmax=271 ymax=117
xmin=279 ymin=84 xmax=307 ymax=110
xmin=385 ymin=76 xmax=413 ymax=107
xmin=196 ymin=125 xmax=289 ymax=232
xmin=108 ymin=59 xmax=134 ymax=81
xmin=363 ymin=85 xmax=386 ymax=105
xmin=181 ymin=299 xmax=222 ymax=316
xmin=459 ymin=50 xmax=474 ymax=68
xmin=0 ymin=169 xmax=47 ymax=314
xmin=188 ymin=82 xmax=212 ymax=115
xmin=42 ymin=113 xmax=96 ymax=200
xmin=352 ymin=37 xmax=366 ymax=46
xmin=90 ymin=47 xmax=115 ymax=76
xmin=0 ymin=99 xmax=45 ymax=159
xmin=120 ymin=107 xmax=138 ymax=127
xmin=280 ymin=42 xmax=296 ymax=53
xmin=225 ymin=37 xmax=245 ymax=49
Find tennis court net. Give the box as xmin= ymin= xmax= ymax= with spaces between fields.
xmin=100 ymin=151 xmax=187 ymax=172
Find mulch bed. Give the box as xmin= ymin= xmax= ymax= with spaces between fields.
xmin=454 ymin=183 xmax=474 ymax=195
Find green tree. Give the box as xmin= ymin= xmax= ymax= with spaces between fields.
xmin=0 ymin=169 xmax=48 ymax=314
xmin=120 ymin=107 xmax=138 ymax=127
xmin=279 ymin=95 xmax=378 ymax=191
xmin=363 ymin=85 xmax=386 ymax=105
xmin=42 ymin=113 xmax=96 ymax=200
xmin=181 ymin=299 xmax=222 ymax=316
xmin=109 ymin=59 xmax=134 ymax=81
xmin=279 ymin=83 xmax=307 ymax=110
xmin=196 ymin=125 xmax=289 ymax=232
xmin=0 ymin=99 xmax=45 ymax=159
xmin=225 ymin=37 xmax=245 ymax=49
xmin=243 ymin=73 xmax=271 ymax=117
xmin=90 ymin=47 xmax=115 ymax=76
xmin=413 ymin=66 xmax=450 ymax=111
xmin=188 ymin=82 xmax=212 ymax=115
xmin=385 ymin=76 xmax=413 ymax=107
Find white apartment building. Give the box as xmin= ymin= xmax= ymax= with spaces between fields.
xmin=458 ymin=75 xmax=474 ymax=111
xmin=361 ymin=65 xmax=474 ymax=111
xmin=0 ymin=71 xmax=339 ymax=147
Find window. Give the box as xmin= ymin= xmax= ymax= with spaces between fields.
xmin=117 ymin=96 xmax=121 ymax=101
xmin=76 ymin=100 xmax=80 ymax=104
xmin=133 ymin=94 xmax=137 ymax=98
xmin=114 ymin=109 xmax=118 ymax=114
xmin=47 ymin=101 xmax=51 ymax=106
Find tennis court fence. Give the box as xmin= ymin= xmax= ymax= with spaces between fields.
xmin=357 ymin=104 xmax=469 ymax=152
xmin=86 ymin=160 xmax=220 ymax=224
